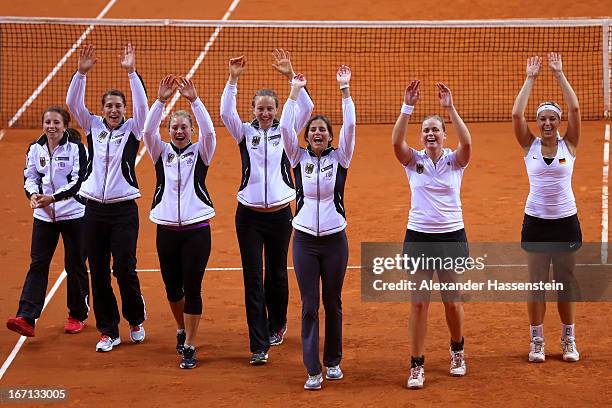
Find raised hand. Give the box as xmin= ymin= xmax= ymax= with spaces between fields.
xmin=178 ymin=77 xmax=198 ymax=103
xmin=526 ymin=56 xmax=542 ymax=78
xmin=404 ymin=80 xmax=420 ymax=105
xmin=78 ymin=44 xmax=97 ymax=75
xmin=292 ymin=73 xmax=307 ymax=88
xmin=272 ymin=49 xmax=295 ymax=79
xmin=337 ymin=65 xmax=351 ymax=86
xmin=120 ymin=43 xmax=136 ymax=73
xmin=547 ymin=52 xmax=563 ymax=75
xmin=229 ymin=56 xmax=247 ymax=81
xmin=436 ymin=82 xmax=453 ymax=108
xmin=157 ymin=75 xmax=178 ymax=103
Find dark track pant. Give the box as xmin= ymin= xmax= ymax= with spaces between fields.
xmin=85 ymin=200 xmax=145 ymax=338
xmin=17 ymin=217 xmax=89 ymax=324
xmin=293 ymin=229 xmax=348 ymax=376
xmin=156 ymin=225 xmax=211 ymax=315
xmin=235 ymin=203 xmax=292 ymax=353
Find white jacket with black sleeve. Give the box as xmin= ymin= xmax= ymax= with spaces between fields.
xmin=143 ymin=98 xmax=216 ymax=227
xmin=220 ymin=82 xmax=314 ymax=209
xmin=280 ymin=96 xmax=356 ymax=236
xmin=24 ymin=133 xmax=87 ymax=222
xmin=66 ymin=71 xmax=148 ymax=203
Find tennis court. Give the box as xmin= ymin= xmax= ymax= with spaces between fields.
xmin=0 ymin=1 xmax=611 ymax=406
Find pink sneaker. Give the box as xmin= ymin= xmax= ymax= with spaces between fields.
xmin=6 ymin=317 xmax=35 ymax=337
xmin=64 ymin=316 xmax=86 ymax=334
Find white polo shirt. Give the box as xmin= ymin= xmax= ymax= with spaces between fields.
xmin=524 ymin=137 xmax=577 ymax=219
xmin=405 ymin=148 xmax=465 ymax=233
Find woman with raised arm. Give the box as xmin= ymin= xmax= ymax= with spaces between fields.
xmin=6 ymin=107 xmax=89 ymax=338
xmin=220 ymin=49 xmax=314 ymax=365
xmin=280 ymin=66 xmax=355 ymax=391
xmin=391 ymin=81 xmax=472 ymax=390
xmin=142 ymin=75 xmax=216 ymax=369
xmin=66 ymin=43 xmax=148 ymax=352
xmin=512 ymin=53 xmax=581 ymax=363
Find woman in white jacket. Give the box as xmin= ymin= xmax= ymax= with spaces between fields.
xmin=143 ymin=75 xmax=216 ymax=369
xmin=279 ymin=67 xmax=355 ymax=390
xmin=7 ymin=107 xmax=89 ymax=338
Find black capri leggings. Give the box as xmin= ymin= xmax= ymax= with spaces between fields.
xmin=156 ymin=225 xmax=211 ymax=315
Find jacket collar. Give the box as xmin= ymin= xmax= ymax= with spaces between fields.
xmin=306 ymin=144 xmax=333 ymax=158
xmin=37 ymin=132 xmax=69 ymax=147
xmin=250 ymin=118 xmax=280 ymax=130
xmin=170 ymin=141 xmax=193 ymax=154
xmin=103 ymin=117 xmax=126 ymax=131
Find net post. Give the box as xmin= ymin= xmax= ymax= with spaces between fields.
xmin=604 ymin=20 xmax=611 ymax=119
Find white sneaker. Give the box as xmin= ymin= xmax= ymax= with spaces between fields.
xmin=304 ymin=373 xmax=323 ymax=390
xmin=130 ymin=324 xmax=145 ymax=344
xmin=561 ymin=337 xmax=580 ymax=362
xmin=325 ymin=365 xmax=344 ymax=380
xmin=407 ymin=365 xmax=425 ymax=389
xmin=96 ymin=335 xmax=121 ymax=352
xmin=450 ymin=349 xmax=467 ymax=376
xmin=529 ymin=337 xmax=545 ymax=363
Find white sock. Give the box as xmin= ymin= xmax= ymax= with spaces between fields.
xmin=562 ymin=324 xmax=575 ymax=339
xmin=530 ymin=324 xmax=544 ymax=340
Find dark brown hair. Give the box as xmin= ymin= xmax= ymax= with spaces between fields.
xmin=304 ymin=115 xmax=334 ymax=147
xmin=42 ymin=106 xmax=71 ymax=127
xmin=101 ymin=89 xmax=127 ymax=107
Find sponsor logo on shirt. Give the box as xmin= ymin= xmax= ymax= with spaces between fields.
xmin=55 ymin=156 xmax=69 ymax=161
xmin=321 ymin=164 xmax=333 ymax=172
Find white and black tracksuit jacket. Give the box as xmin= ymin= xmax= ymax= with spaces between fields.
xmin=143 ymin=98 xmax=216 ymax=226
xmin=220 ymin=82 xmax=314 ymax=208
xmin=280 ymin=97 xmax=356 ymax=236
xmin=66 ymin=71 xmax=148 ymax=203
xmin=24 ymin=133 xmax=87 ymax=222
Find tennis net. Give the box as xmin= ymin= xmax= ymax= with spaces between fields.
xmin=1 ymin=18 xmax=610 ymax=128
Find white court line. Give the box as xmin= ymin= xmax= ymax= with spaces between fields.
xmin=135 ymin=0 xmax=242 ymax=165
xmin=0 ymin=271 xmax=67 ymax=381
xmin=0 ymin=0 xmax=117 ymax=141
xmin=0 ymin=0 xmax=118 ymax=379
xmin=603 ymin=124 xmax=611 ymax=264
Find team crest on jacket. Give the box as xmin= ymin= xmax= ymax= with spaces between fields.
xmin=98 ymin=131 xmax=108 ymax=142
xmin=305 ymin=163 xmax=314 ymax=174
xmin=416 ymin=163 xmax=424 ymax=174
xmin=252 ymin=136 xmax=261 ymax=146
xmin=39 ymin=156 xmax=46 ymax=167
xmin=167 ymin=153 xmax=175 ymax=163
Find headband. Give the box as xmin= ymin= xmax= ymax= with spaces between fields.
xmin=536 ymin=104 xmax=562 ymax=119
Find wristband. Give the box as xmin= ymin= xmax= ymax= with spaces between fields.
xmin=401 ymin=104 xmax=414 ymax=115
xmin=339 ymin=84 xmax=350 ymax=90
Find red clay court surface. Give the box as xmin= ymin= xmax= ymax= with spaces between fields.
xmin=0 ymin=1 xmax=611 ymax=407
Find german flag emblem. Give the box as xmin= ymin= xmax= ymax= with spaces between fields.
xmin=559 ymin=158 xmax=566 ymax=164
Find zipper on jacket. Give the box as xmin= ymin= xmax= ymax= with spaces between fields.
xmin=316 ymin=157 xmax=320 ymax=237
xmin=48 ymin=146 xmax=56 ymax=222
xmin=101 ymin=130 xmax=112 ymax=203
xmin=177 ymin=152 xmax=182 ymax=227
xmin=264 ymin=128 xmax=268 ymax=208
